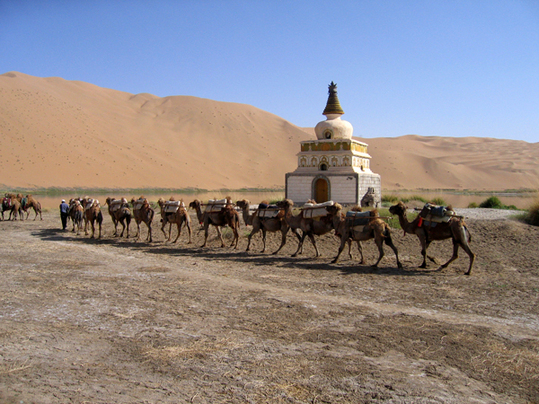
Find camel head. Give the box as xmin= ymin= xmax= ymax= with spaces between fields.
xmin=188 ymin=199 xmax=201 ymax=210
xmin=276 ymin=199 xmax=294 ymax=210
xmin=157 ymin=198 xmax=165 ymax=207
xmin=236 ymin=199 xmax=250 ymax=209
xmin=326 ymin=202 xmax=342 ymax=216
xmin=389 ymin=201 xmax=407 ymax=216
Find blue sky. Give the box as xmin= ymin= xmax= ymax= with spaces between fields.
xmin=1 ymin=0 xmax=538 ymax=142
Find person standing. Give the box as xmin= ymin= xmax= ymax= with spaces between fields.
xmin=59 ymin=199 xmax=69 ymax=230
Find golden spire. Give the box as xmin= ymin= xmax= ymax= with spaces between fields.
xmin=322 ymin=81 xmax=344 ymax=115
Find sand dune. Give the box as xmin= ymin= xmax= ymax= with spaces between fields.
xmin=1 ymin=72 xmax=538 ymax=192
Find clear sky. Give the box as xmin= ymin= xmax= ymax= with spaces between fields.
xmin=1 ymin=0 xmax=538 ymax=142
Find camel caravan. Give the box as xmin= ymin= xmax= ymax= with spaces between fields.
xmin=1 ymin=193 xmax=43 ymax=221
xmin=0 ymin=191 xmax=476 ymax=275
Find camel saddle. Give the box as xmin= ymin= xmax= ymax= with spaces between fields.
xmin=346 ymin=210 xmax=377 ymax=230
xmin=84 ymin=198 xmax=98 ymax=211
xmin=256 ymin=203 xmax=280 ymax=219
xmin=164 ymin=200 xmax=185 ymax=213
xmin=133 ymin=198 xmax=148 ymax=211
xmin=301 ymin=200 xmax=334 ymax=219
xmin=419 ymin=203 xmax=454 ymax=224
xmin=109 ymin=198 xmax=128 ymax=212
xmin=204 ymin=199 xmax=228 ymax=213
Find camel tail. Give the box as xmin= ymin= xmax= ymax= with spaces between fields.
xmin=97 ymin=211 xmax=104 ymax=225
xmin=464 ymin=224 xmax=472 ymax=243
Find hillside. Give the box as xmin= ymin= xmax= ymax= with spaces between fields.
xmin=1 ymin=72 xmax=538 ymax=191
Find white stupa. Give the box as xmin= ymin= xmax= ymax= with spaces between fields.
xmin=285 ymin=82 xmax=381 ymax=206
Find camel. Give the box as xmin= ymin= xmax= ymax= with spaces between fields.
xmin=327 ymin=203 xmax=402 ymax=268
xmin=389 ymin=201 xmax=475 ymax=275
xmin=245 ymin=199 xmax=298 ymax=254
xmin=68 ymin=198 xmax=84 ymax=235
xmin=158 ymin=198 xmax=192 ymax=244
xmin=105 ymin=197 xmax=131 ymax=238
xmin=130 ymin=197 xmax=155 ymax=242
xmin=1 ymin=194 xmax=13 ymax=220
xmin=2 ymin=194 xmax=23 ymax=221
xmin=189 ymin=198 xmax=240 ymax=248
xmin=236 ymin=199 xmax=254 ymax=226
xmin=22 ymin=194 xmax=42 ymax=220
xmin=82 ymin=197 xmax=103 ymax=238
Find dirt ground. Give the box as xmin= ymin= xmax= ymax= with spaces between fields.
xmin=1 ymin=208 xmax=538 ymax=404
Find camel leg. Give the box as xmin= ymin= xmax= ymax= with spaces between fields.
xmin=135 ymin=221 xmax=141 ymax=241
xmin=272 ymin=228 xmax=288 ymax=255
xmin=186 ymin=220 xmax=192 ymax=244
xmin=216 ymin=226 xmax=225 ymax=248
xmin=160 ymin=219 xmax=169 ymax=241
xmin=307 ymin=232 xmax=320 ymax=258
xmin=146 ymin=222 xmax=153 ymax=242
xmin=201 ymin=225 xmax=210 ymax=247
xmin=332 ymin=236 xmax=349 ymax=263
xmin=371 ymin=239 xmax=386 ymax=268
xmin=173 ymin=222 xmax=182 ymax=243
xmin=292 ymin=232 xmax=307 ymax=257
xmin=125 ymin=217 xmax=130 ymax=238
xmin=440 ymin=239 xmax=460 ymax=270
xmin=418 ymin=236 xmax=429 ymax=268
xmin=246 ymin=229 xmax=255 ymax=251
xmin=260 ymin=228 xmax=267 ymax=253
xmin=384 ymin=233 xmax=403 ymax=269
xmin=230 ymin=227 xmax=239 ymax=249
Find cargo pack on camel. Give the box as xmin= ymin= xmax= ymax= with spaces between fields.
xmin=301 ymin=200 xmax=335 ymax=219
xmin=417 ymin=203 xmax=461 ymax=228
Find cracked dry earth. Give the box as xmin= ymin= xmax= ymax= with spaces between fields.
xmin=1 ymin=210 xmax=538 ymax=403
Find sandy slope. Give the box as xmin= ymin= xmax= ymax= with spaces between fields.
xmin=1 ymin=72 xmax=538 ymax=191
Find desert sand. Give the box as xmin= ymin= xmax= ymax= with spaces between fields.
xmin=1 ymin=71 xmax=538 ymax=192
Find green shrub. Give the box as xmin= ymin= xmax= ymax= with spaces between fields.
xmin=429 ymin=197 xmax=447 ymax=206
xmin=479 ymin=196 xmax=504 ymax=209
xmin=525 ymin=199 xmax=539 ymax=226
xmin=467 ymin=202 xmax=478 ymax=208
xmin=404 ymin=195 xmax=428 ymax=203
xmin=381 ymin=195 xmax=399 ymax=203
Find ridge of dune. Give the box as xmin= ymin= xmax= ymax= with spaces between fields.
xmin=1 ymin=72 xmax=538 ymax=192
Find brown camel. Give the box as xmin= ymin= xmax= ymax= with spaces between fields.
xmin=158 ymin=198 xmax=192 ymax=244
xmin=283 ymin=200 xmax=333 ymax=258
xmin=236 ymin=199 xmax=254 ymax=226
xmin=3 ymin=194 xmax=23 ymax=221
xmin=327 ymin=203 xmax=402 ymax=268
xmin=68 ymin=198 xmax=84 ymax=235
xmin=82 ymin=197 xmax=103 ymax=238
xmin=245 ymin=199 xmax=297 ymax=254
xmin=389 ymin=201 xmax=475 ymax=275
xmin=189 ymin=198 xmax=240 ymax=248
xmin=22 ymin=194 xmax=42 ymax=220
xmin=1 ymin=194 xmax=16 ymax=220
xmin=105 ymin=197 xmax=131 ymax=238
xmin=130 ymin=197 xmax=155 ymax=242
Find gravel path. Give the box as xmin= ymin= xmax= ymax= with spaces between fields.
xmin=452 ymin=208 xmax=524 ymax=220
